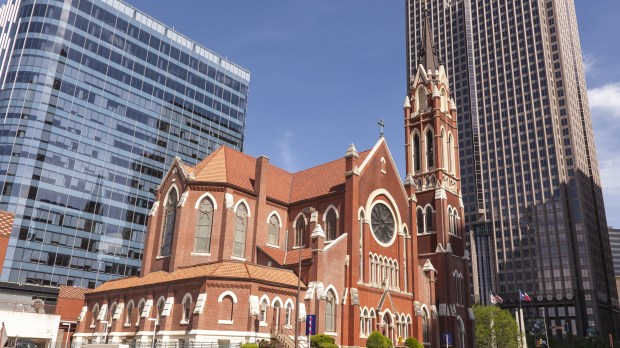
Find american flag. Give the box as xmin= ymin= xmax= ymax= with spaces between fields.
xmin=489 ymin=290 xmax=503 ymax=305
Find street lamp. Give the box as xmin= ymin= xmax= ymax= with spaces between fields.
xmin=148 ymin=318 xmax=159 ymax=348
xmin=61 ymin=322 xmax=72 ymax=348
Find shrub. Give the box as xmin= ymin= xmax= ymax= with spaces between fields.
xmin=241 ymin=344 xmax=259 ymax=348
xmin=258 ymin=340 xmax=273 ymax=348
xmin=311 ymin=334 xmax=335 ymax=348
xmin=385 ymin=338 xmax=393 ymax=348
xmin=404 ymin=338 xmax=423 ymax=348
xmin=366 ymin=331 xmax=388 ymax=348
xmin=319 ymin=343 xmax=338 ymax=348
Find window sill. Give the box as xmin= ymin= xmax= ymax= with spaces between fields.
xmin=231 ymin=256 xmax=245 ymax=261
xmin=325 ymin=332 xmax=337 ymax=337
xmin=218 ymin=320 xmax=233 ymax=325
xmin=265 ymin=243 xmax=279 ymax=249
xmin=156 ymin=255 xmax=170 ymax=260
xmin=124 ymin=324 xmax=131 ymax=328
xmin=90 ymin=325 xmax=95 ymax=329
xmin=191 ymin=252 xmax=211 ymax=256
xmin=180 ymin=320 xmax=189 ymax=325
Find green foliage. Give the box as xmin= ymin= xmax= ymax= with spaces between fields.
xmin=473 ymin=305 xmax=520 ymax=348
xmin=385 ymin=338 xmax=393 ymax=348
xmin=240 ymin=344 xmax=259 ymax=348
xmin=404 ymin=337 xmax=423 ymax=348
xmin=311 ymin=334 xmax=335 ymax=348
xmin=318 ymin=344 xmax=339 ymax=348
xmin=366 ymin=331 xmax=388 ymax=348
xmin=257 ymin=340 xmax=273 ymax=348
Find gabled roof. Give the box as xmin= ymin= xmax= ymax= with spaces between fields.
xmin=89 ymin=260 xmax=303 ymax=293
xmin=184 ymin=146 xmax=370 ymax=204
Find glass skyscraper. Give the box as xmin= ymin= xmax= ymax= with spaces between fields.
xmin=407 ymin=0 xmax=619 ymax=339
xmin=0 ymin=0 xmax=249 ymax=293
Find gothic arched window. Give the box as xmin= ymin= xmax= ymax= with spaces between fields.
xmin=448 ymin=133 xmax=454 ymax=173
xmin=442 ymin=129 xmax=448 ymax=169
xmin=426 ymin=129 xmax=434 ymax=169
xmin=195 ymin=198 xmax=214 ymax=253
xmin=232 ymin=204 xmax=248 ymax=258
xmin=417 ymin=208 xmax=425 ymax=234
xmin=325 ymin=290 xmax=337 ymax=332
xmin=325 ymin=209 xmax=337 ymax=241
xmin=417 ymin=86 xmax=427 ymax=112
xmin=425 ymin=206 xmax=433 ymax=233
xmin=160 ymin=189 xmax=178 ymax=256
xmin=359 ymin=212 xmax=365 ymax=282
xmin=182 ymin=294 xmax=192 ymax=323
xmin=268 ymin=214 xmax=280 ymax=245
xmin=295 ymin=217 xmax=306 ymax=247
xmin=422 ymin=308 xmax=429 ymax=343
xmin=413 ymin=133 xmax=421 ymax=172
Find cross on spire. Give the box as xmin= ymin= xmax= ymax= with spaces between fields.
xmin=378 ymin=119 xmax=385 ymax=138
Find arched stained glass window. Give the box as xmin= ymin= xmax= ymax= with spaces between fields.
xmin=232 ymin=204 xmax=248 ymax=258
xmin=325 ymin=290 xmax=336 ymax=332
xmin=195 ymin=198 xmax=214 ymax=253
xmin=326 ymin=209 xmax=337 ymax=241
xmin=295 ymin=218 xmax=305 ymax=247
xmin=268 ymin=214 xmax=280 ymax=245
xmin=160 ymin=189 xmax=178 ymax=256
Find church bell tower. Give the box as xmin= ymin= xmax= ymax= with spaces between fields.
xmin=403 ymin=0 xmax=474 ymax=346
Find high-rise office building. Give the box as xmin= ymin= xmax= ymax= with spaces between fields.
xmin=0 ymin=0 xmax=250 ymax=297
xmin=608 ymin=227 xmax=620 ymax=276
xmin=406 ymin=0 xmax=619 ymax=339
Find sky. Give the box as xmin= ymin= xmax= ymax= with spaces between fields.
xmin=124 ymin=1 xmax=620 ymax=226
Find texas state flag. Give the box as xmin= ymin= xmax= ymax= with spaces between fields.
xmin=519 ymin=289 xmax=532 ymax=302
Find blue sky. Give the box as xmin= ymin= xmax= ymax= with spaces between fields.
xmin=126 ymin=1 xmax=620 ymax=226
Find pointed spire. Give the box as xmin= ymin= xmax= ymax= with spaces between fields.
xmin=417 ymin=0 xmax=440 ymax=73
xmin=345 ymin=143 xmax=359 ymax=159
xmin=450 ymin=98 xmax=457 ymax=111
xmin=404 ymin=95 xmax=411 ymax=109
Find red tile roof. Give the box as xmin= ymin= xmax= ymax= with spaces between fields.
xmin=185 ymin=146 xmax=370 ymax=204
xmin=58 ymin=286 xmax=90 ymax=300
xmin=258 ymin=246 xmax=314 ymax=266
xmin=89 ymin=260 xmax=304 ymax=293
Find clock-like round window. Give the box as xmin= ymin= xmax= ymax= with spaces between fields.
xmin=371 ymin=202 xmax=395 ymax=244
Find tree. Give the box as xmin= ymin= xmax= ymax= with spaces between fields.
xmin=404 ymin=337 xmax=423 ymax=348
xmin=473 ymin=305 xmax=520 ymax=348
xmin=366 ymin=331 xmax=388 ymax=348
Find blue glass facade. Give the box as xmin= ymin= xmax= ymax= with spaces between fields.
xmin=0 ymin=0 xmax=250 ymax=289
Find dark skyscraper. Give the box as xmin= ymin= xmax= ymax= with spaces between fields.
xmin=0 ymin=0 xmax=250 ymax=295
xmin=406 ymin=0 xmax=619 ymax=339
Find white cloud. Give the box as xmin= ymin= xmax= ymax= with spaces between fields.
xmin=588 ymin=83 xmax=620 ymax=118
xmin=600 ymin=159 xmax=620 ymax=195
xmin=582 ymin=54 xmax=596 ymax=75
xmin=277 ymin=130 xmax=296 ymax=172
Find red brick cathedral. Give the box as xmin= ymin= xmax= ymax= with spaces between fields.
xmin=74 ymin=8 xmax=473 ymax=348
